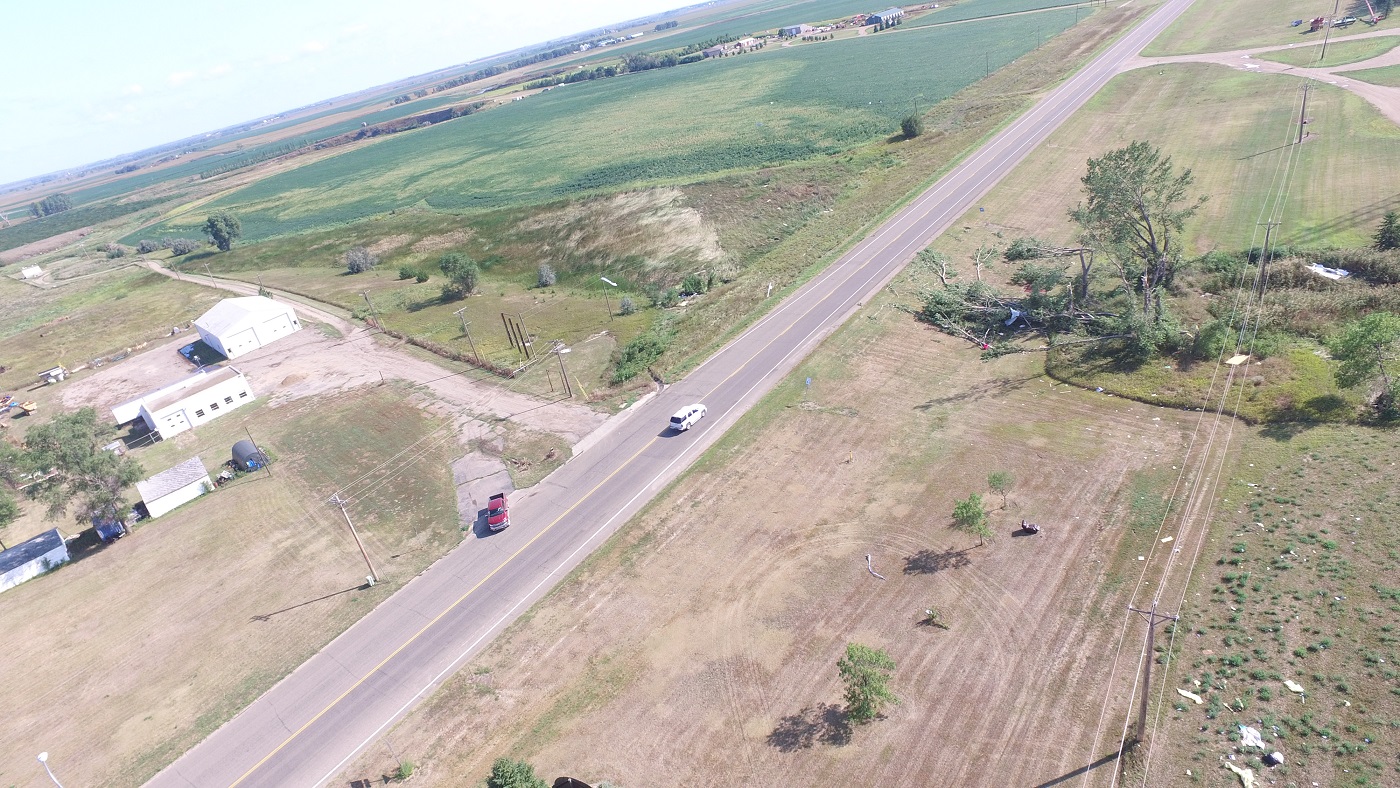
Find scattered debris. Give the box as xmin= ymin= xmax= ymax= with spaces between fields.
xmin=1264 ymin=751 xmax=1284 ymax=767
xmin=1177 ymin=688 xmax=1203 ymax=704
xmin=865 ymin=554 xmax=886 ymax=580
xmin=1224 ymin=761 xmax=1256 ymax=788
xmin=1239 ymin=724 xmax=1264 ymax=749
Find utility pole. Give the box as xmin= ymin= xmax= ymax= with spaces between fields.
xmin=1297 ymin=83 xmax=1311 ymax=145
xmin=329 ymin=495 xmax=378 ymax=584
xmin=454 ymin=307 xmax=479 ymax=361
xmin=1128 ymin=601 xmax=1179 ymax=743
xmin=1257 ymin=220 xmax=1282 ymax=295
xmin=244 ymin=427 xmax=272 ymax=478
xmin=1320 ymin=0 xmax=1342 ymax=61
xmin=203 ymin=261 xmax=215 ymax=282
xmin=554 ymin=345 xmax=573 ymax=397
xmin=361 ymin=291 xmax=384 ymax=331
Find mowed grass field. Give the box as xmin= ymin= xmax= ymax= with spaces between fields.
xmin=1257 ymin=35 xmax=1400 ymax=67
xmin=339 ymin=290 xmax=1202 ymax=787
xmin=140 ymin=11 xmax=1080 ymax=243
xmin=1347 ymin=62 xmax=1400 ymax=85
xmin=1145 ymin=0 xmax=1400 ymax=56
xmin=1141 ymin=426 xmax=1400 ymax=787
xmin=0 ymin=384 xmax=461 ymax=787
xmin=0 ymin=265 xmax=223 ymax=406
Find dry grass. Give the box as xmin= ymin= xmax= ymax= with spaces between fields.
xmin=338 ymin=294 xmax=1203 ymax=787
xmin=1144 ymin=0 xmax=1400 ymax=56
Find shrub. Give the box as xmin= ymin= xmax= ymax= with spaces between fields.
xmin=680 ymin=273 xmax=707 ymax=295
xmin=344 ymin=246 xmax=378 ymax=274
xmin=439 ymin=252 xmax=479 ymax=299
xmin=658 ymin=287 xmax=681 ymax=308
xmin=168 ymin=238 xmax=202 ymax=256
xmin=612 ymin=328 xmax=671 ymax=383
xmin=398 ymin=265 xmax=416 ymax=280
xmin=136 ymin=239 xmax=161 ymax=254
xmin=103 ymin=243 xmax=127 ymax=259
xmin=415 ymin=270 xmax=430 ymax=283
xmin=619 ymin=296 xmax=637 ymax=315
xmin=537 ymin=263 xmax=557 ymax=287
xmin=901 ymin=114 xmax=924 ymax=138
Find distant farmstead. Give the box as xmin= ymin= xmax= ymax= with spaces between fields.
xmin=702 ymin=45 xmax=727 ymax=58
xmin=779 ymin=24 xmax=814 ymax=36
xmin=0 ymin=529 xmax=71 ymax=594
xmin=867 ymin=7 xmax=906 ymax=25
xmin=137 ymin=457 xmax=212 ymax=518
xmin=194 ymin=296 xmax=302 ymax=360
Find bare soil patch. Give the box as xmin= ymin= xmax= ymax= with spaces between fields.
xmin=0 ymin=226 xmax=93 ymax=264
xmin=340 ymin=303 xmax=1201 ymax=787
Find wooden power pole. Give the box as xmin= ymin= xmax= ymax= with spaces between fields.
xmin=329 ymin=495 xmax=378 ymax=584
xmin=1128 ymin=601 xmax=1179 ymax=742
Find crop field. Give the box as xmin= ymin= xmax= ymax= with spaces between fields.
xmin=0 ymin=385 xmax=461 ymax=787
xmin=1144 ymin=0 xmax=1400 ymax=56
xmin=140 ymin=11 xmax=1080 ymax=243
xmin=906 ymin=0 xmax=1086 ymax=28
xmin=1138 ymin=426 xmax=1400 ymax=787
xmin=1257 ymin=35 xmax=1400 ymax=67
xmin=1347 ymin=62 xmax=1400 ymax=85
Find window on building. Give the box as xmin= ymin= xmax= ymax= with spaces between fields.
xmin=224 ymin=396 xmax=234 ymax=404
xmin=195 ymin=409 xmax=205 ymax=417
xmin=238 ymin=391 xmax=248 ymax=399
xmin=210 ymin=402 xmax=220 ymax=410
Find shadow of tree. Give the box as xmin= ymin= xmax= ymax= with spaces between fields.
xmin=766 ymin=703 xmax=852 ymax=751
xmin=903 ymin=547 xmax=973 ymax=575
xmin=913 ymin=375 xmax=1035 ymax=409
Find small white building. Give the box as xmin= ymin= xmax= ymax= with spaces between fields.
xmin=0 ymin=529 xmax=71 ymax=594
xmin=20 ymin=265 xmax=43 ymax=280
xmin=136 ymin=457 xmax=212 ymax=519
xmin=135 ymin=366 xmax=255 ymax=439
xmin=194 ymin=296 xmax=301 ymax=360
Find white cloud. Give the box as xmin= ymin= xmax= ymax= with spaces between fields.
xmin=168 ymin=70 xmax=197 ymax=86
xmin=122 ymin=83 xmax=144 ymax=95
xmin=301 ymin=40 xmax=327 ymax=53
xmin=209 ymin=63 xmax=233 ymax=77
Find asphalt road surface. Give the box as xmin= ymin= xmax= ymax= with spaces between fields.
xmin=148 ymin=1 xmax=1197 ymax=785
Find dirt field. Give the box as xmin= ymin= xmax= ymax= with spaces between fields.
xmin=338 ymin=296 xmax=1202 ymax=787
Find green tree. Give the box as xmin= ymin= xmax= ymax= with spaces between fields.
xmin=20 ymin=408 xmax=145 ymax=523
xmin=1376 ymin=210 xmax=1400 ymax=251
xmin=439 ymin=252 xmax=480 ymax=299
xmin=952 ymin=492 xmax=992 ymax=546
xmin=203 ymin=210 xmax=242 ymax=251
xmin=837 ymin=642 xmax=897 ymax=723
xmin=1329 ymin=311 xmax=1400 ymax=419
xmin=987 ymin=471 xmax=1014 ymax=509
xmin=900 ymin=114 xmax=924 ymax=139
xmin=0 ymin=489 xmax=18 ymax=549
xmin=486 ymin=757 xmax=548 ymax=788
xmin=29 ymin=193 xmax=72 ymax=218
xmin=1071 ymin=141 xmax=1206 ymax=324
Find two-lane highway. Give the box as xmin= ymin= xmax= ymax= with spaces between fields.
xmin=148 ymin=1 xmax=1197 ymax=784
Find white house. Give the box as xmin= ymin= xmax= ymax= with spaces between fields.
xmin=194 ymin=296 xmax=301 ymax=360
xmin=136 ymin=457 xmax=212 ymax=518
xmin=137 ymin=366 xmax=255 ymax=439
xmin=20 ymin=265 xmax=43 ymax=280
xmin=0 ymin=529 xmax=71 ymax=594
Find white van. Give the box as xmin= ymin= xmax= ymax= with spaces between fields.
xmin=669 ymin=403 xmax=707 ymax=432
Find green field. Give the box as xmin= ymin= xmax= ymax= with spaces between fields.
xmin=137 ymin=12 xmax=1079 ymax=244
xmin=1145 ymin=0 xmax=1400 ymax=56
xmin=1256 ymin=36 xmax=1400 ymax=67
xmin=1345 ymin=62 xmax=1400 ymax=85
xmin=906 ymin=0 xmax=1086 ymax=28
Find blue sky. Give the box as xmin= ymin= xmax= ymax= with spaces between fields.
xmin=0 ymin=0 xmax=685 ymax=185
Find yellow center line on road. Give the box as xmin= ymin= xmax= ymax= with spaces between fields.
xmin=227 ymin=434 xmax=661 ymax=788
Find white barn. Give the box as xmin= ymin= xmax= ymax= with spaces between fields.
xmin=136 ymin=366 xmax=255 ymax=439
xmin=194 ymin=296 xmax=301 ymax=360
xmin=0 ymin=529 xmax=71 ymax=594
xmin=137 ymin=457 xmax=212 ymax=518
